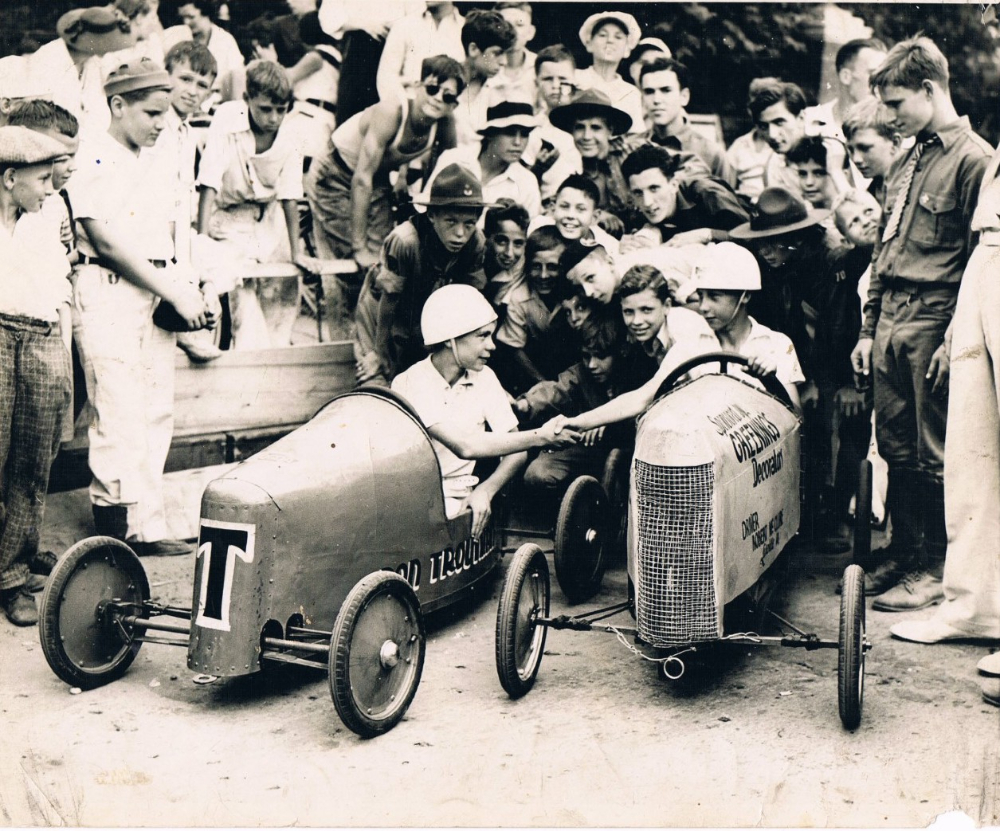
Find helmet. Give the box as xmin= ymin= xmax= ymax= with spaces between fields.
xmin=421 ymin=285 xmax=498 ymax=347
xmin=693 ymin=242 xmax=761 ymax=292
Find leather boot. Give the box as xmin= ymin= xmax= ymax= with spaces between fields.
xmin=921 ymin=477 xmax=947 ymax=579
xmin=92 ymin=505 xmax=128 ymax=541
xmin=882 ymin=468 xmax=924 ymax=572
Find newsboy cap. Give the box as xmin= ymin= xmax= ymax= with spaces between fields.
xmin=0 ymin=126 xmax=68 ymax=166
xmin=103 ymin=57 xmax=172 ymax=97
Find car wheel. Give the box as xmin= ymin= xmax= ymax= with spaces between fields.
xmin=496 ymin=543 xmax=549 ymax=698
xmin=329 ymin=572 xmax=425 ymax=738
xmin=838 ymin=563 xmax=866 ymax=729
xmin=853 ymin=460 xmax=873 ymax=565
xmin=554 ymin=476 xmax=607 ymax=604
xmin=39 ymin=537 xmax=149 ymax=690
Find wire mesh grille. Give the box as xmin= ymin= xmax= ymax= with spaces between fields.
xmin=634 ymin=459 xmax=718 ymax=645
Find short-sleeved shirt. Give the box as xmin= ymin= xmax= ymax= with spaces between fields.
xmin=392 ymin=356 xmax=518 ymax=505
xmin=24 ymin=39 xmax=109 ymax=138
xmin=730 ymin=316 xmax=805 ymax=389
xmin=0 ymin=213 xmax=72 ymax=322
xmin=70 ymin=130 xmax=177 ymax=261
xmin=423 ymin=147 xmax=542 ymax=220
xmin=725 ymin=130 xmax=774 ymax=200
xmin=495 ymin=282 xmax=560 ymax=349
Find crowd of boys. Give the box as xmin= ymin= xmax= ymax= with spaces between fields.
xmin=0 ymin=1 xmax=998 ymax=707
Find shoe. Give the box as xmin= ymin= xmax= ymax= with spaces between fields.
xmin=978 ymin=652 xmax=1000 ymax=677
xmin=130 ymin=539 xmax=192 ymax=557
xmin=93 ymin=505 xmax=129 ymax=541
xmin=863 ymin=558 xmax=904 ymax=596
xmin=981 ymin=677 xmax=1000 ymax=707
xmin=25 ymin=573 xmax=47 ymax=593
xmin=1 ymin=588 xmax=38 ymax=626
xmin=29 ymin=549 xmax=58 ymax=576
xmin=871 ymin=570 xmax=944 ymax=612
xmin=890 ymin=618 xmax=980 ymax=644
xmin=179 ymin=340 xmax=223 ymax=363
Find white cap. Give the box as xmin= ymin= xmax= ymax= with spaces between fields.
xmin=678 ymin=242 xmax=761 ymax=300
xmin=421 ymin=285 xmax=497 ymax=347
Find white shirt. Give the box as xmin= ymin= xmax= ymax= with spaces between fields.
xmin=392 ymin=357 xmax=518 ymax=508
xmin=319 ymin=0 xmax=423 ymax=39
xmin=24 ymin=39 xmax=109 ymax=138
xmin=424 ymin=146 xmax=542 ymax=220
xmin=375 ymin=7 xmax=466 ymax=103
xmin=0 ymin=212 xmax=72 ymax=322
xmin=153 ymin=107 xmax=199 ymax=264
xmin=522 ymin=116 xmax=583 ymax=201
xmin=574 ymin=67 xmax=645 ymax=133
xmin=728 ymin=316 xmax=805 ymax=389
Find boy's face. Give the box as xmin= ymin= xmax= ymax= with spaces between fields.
xmin=756 ymin=101 xmax=803 ymax=154
xmin=469 ymin=44 xmax=507 ymax=78
xmin=38 ymin=127 xmax=78 ymax=190
xmin=641 ymin=68 xmax=689 ymax=128
xmin=791 ymin=159 xmax=829 ymax=207
xmin=587 ymin=21 xmax=629 ymax=65
xmin=499 ymin=7 xmax=534 ymax=53
xmin=572 ymin=116 xmax=611 ymax=160
xmin=567 ymin=248 xmax=617 ymax=304
xmin=429 ymin=206 xmax=481 ymax=252
xmin=246 ymin=93 xmax=290 ymax=136
xmin=697 ymin=289 xmax=745 ymax=333
xmin=753 ymin=237 xmax=796 ymax=270
xmin=620 ymin=286 xmax=668 ymax=344
xmin=178 ymin=3 xmax=211 ymax=38
xmin=536 ymin=59 xmax=575 ymax=110
xmin=847 ymin=127 xmax=897 ymax=179
xmin=553 ymin=186 xmax=597 ymax=240
xmin=837 ymin=196 xmax=881 ymax=247
xmin=489 ymin=219 xmax=526 ymax=272
xmin=416 ymin=74 xmax=461 ymax=121
xmin=629 ymin=166 xmax=678 ymax=226
xmin=114 ymin=89 xmax=171 ymax=148
xmin=877 ymin=83 xmax=934 ymax=139
xmin=169 ymin=59 xmax=215 ymax=117
xmin=584 ymin=350 xmax=614 ymax=386
xmin=527 ymin=246 xmax=563 ymax=296
xmin=452 ymin=322 xmax=496 ymax=373
xmin=562 ymin=294 xmax=591 ymax=329
xmin=486 ymin=126 xmax=531 ymax=166
xmin=842 ymin=47 xmax=886 ymax=103
xmin=6 ymin=162 xmax=54 ymax=213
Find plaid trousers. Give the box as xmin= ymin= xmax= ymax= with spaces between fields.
xmin=0 ymin=313 xmax=71 ymax=590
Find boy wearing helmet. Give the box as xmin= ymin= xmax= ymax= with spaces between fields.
xmin=392 ymin=284 xmax=581 ymax=536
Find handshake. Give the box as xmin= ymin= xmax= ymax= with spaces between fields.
xmin=535 ymin=415 xmax=606 ymax=449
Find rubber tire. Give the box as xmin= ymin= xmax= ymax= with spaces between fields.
xmin=330 ymin=571 xmax=425 ymax=738
xmin=554 ymin=476 xmax=608 ymax=604
xmin=600 ymin=449 xmax=629 ymax=561
xmin=838 ymin=563 xmax=866 ymax=730
xmin=39 ymin=536 xmax=149 ymax=690
xmin=853 ymin=460 xmax=873 ymax=566
xmin=496 ymin=543 xmax=550 ymax=699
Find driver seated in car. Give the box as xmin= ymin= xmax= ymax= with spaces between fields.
xmin=391 ymin=284 xmax=581 ymax=536
xmin=554 ymin=242 xmax=803 ymax=435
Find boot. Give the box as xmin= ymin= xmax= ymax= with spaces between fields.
xmin=92 ymin=505 xmax=128 ymax=541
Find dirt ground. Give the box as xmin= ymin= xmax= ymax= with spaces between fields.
xmin=2 ymin=470 xmax=999 ymax=828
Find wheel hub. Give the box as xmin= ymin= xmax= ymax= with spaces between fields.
xmin=379 ymin=640 xmax=400 ymax=668
xmin=585 ymin=529 xmax=597 ymax=544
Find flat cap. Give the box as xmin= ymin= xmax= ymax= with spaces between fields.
xmin=0 ymin=126 xmax=68 ymax=166
xmin=57 ymin=6 xmax=135 ymax=56
xmin=103 ymin=57 xmax=172 ymax=97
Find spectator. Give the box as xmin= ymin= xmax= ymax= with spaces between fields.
xmin=423 ymin=101 xmax=542 ymax=220
xmin=785 ymin=135 xmax=852 ymax=211
xmin=375 ymin=1 xmax=465 ymax=104
xmin=626 ymin=36 xmax=671 ymax=86
xmin=548 ymin=173 xmax=619 ymax=252
xmin=806 ymin=38 xmax=888 ymax=141
xmin=637 ymin=57 xmax=734 ymax=186
xmin=495 ymin=2 xmax=538 ymax=105
xmin=842 ymin=96 xmax=902 ymax=201
xmin=726 ymin=78 xmax=777 ymax=200
xmin=391 ymin=284 xmax=580 ymax=532
xmin=483 ymin=199 xmax=529 ymax=306
xmin=0 ymin=126 xmax=74 ymax=625
xmin=163 ymin=0 xmax=246 ymax=110
xmin=354 ymin=163 xmax=489 ymax=385
xmin=451 ymin=10 xmax=517 ymax=149
xmin=573 ymin=11 xmax=644 ymax=133
xmin=850 ymin=36 xmax=993 ymax=612
xmin=749 ymin=78 xmax=808 ymax=192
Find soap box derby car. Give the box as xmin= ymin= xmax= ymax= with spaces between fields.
xmin=495 ymin=353 xmax=874 ymax=730
xmin=39 ymin=386 xmax=507 ymax=738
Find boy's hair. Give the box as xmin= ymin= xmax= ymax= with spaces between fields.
xmin=534 ymin=43 xmax=575 ymax=72
xmin=638 ymin=56 xmax=690 ymax=90
xmin=835 ymin=37 xmax=887 ymax=74
xmin=245 ymin=59 xmax=293 ymax=104
xmin=621 ymin=144 xmax=683 ymax=184
xmin=842 ymin=96 xmax=895 ymax=142
xmin=785 ymin=135 xmax=831 ymax=168
xmin=420 ymin=55 xmax=467 ymax=95
xmin=555 ymin=173 xmax=600 ymax=208
xmin=869 ymin=35 xmax=949 ymax=92
xmin=525 ymin=224 xmax=564 ymax=261
xmin=579 ymin=313 xmax=620 ymax=358
xmin=495 ymin=1 xmax=532 ymax=18
xmin=7 ymin=99 xmax=79 ymax=138
xmin=484 ymin=198 xmax=530 ymax=237
xmin=462 ymin=9 xmax=517 ymax=54
xmin=832 ymin=188 xmax=880 ymax=236
xmin=748 ymin=78 xmax=807 ymax=121
xmin=619 ymin=263 xmax=672 ymax=304
xmin=180 ymin=0 xmax=217 ymax=18
xmin=164 ymin=40 xmax=218 ymax=79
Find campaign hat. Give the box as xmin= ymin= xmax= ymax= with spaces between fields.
xmin=549 ymin=88 xmax=632 ymax=136
xmin=413 ymin=163 xmax=495 ymax=208
xmin=729 ymin=186 xmax=831 ymax=240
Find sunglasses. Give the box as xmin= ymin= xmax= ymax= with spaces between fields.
xmin=423 ymin=83 xmax=460 ymax=106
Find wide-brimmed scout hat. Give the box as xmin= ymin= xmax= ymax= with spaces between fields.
xmin=103 ymin=56 xmax=172 ymax=97
xmin=58 ymin=6 xmax=136 ymax=55
xmin=579 ymin=12 xmax=641 ymax=52
xmin=413 ymin=163 xmax=495 ymax=209
xmin=549 ymin=88 xmax=632 ymax=136
xmin=0 ymin=125 xmax=68 ymax=166
xmin=629 ymin=36 xmax=672 ymax=63
xmin=729 ymin=186 xmax=831 ymax=241
xmin=478 ymin=101 xmax=537 ymax=136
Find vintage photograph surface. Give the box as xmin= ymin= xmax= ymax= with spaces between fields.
xmin=1 ymin=1 xmax=999 ymax=827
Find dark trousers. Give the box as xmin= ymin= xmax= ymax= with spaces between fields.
xmin=336 ymin=32 xmax=385 ymax=124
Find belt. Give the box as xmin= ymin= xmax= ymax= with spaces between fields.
xmin=884 ymin=278 xmax=959 ymax=294
xmin=0 ymin=311 xmax=55 ymax=336
xmin=79 ymin=255 xmax=170 ymax=269
xmin=978 ymin=229 xmax=1000 ymax=246
xmin=331 ymin=147 xmax=354 ymax=174
xmin=305 ymin=98 xmax=337 ymax=115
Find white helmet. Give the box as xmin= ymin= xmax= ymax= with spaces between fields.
xmin=694 ymin=242 xmax=761 ymax=292
xmin=421 ymin=284 xmax=498 ymax=347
